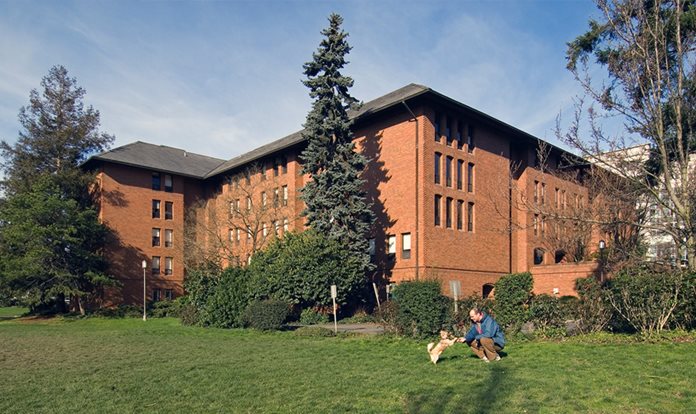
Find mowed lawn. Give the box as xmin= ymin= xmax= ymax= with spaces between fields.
xmin=1 ymin=316 xmax=694 ymax=413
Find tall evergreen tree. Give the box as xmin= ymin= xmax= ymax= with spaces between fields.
xmin=0 ymin=65 xmax=114 ymax=199
xmin=300 ymin=14 xmax=375 ymax=277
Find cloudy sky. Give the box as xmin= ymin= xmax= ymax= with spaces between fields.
xmin=0 ymin=0 xmax=599 ymax=161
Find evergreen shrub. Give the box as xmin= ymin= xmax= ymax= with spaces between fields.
xmin=299 ymin=308 xmax=329 ymax=325
xmin=243 ymin=299 xmax=290 ymax=331
xmin=391 ymin=280 xmax=449 ymax=338
xmin=529 ymin=294 xmax=563 ymax=329
xmin=493 ymin=272 xmax=533 ymax=329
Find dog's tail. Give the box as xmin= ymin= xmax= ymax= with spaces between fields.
xmin=427 ymin=342 xmax=434 ymax=353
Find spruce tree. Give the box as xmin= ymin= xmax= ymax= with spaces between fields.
xmin=300 ymin=14 xmax=375 ymax=278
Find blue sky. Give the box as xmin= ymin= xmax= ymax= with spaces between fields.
xmin=0 ymin=0 xmax=599 ymax=160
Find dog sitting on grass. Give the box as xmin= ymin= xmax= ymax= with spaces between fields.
xmin=427 ymin=330 xmax=459 ymax=364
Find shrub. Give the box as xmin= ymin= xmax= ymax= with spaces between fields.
xmin=340 ymin=307 xmax=376 ymax=324
xmin=247 ymin=231 xmax=366 ymax=310
xmin=529 ymin=294 xmax=563 ymax=329
xmin=299 ymin=308 xmax=330 ymax=325
xmin=574 ymin=277 xmax=612 ymax=333
xmin=243 ymin=299 xmax=290 ymax=331
xmin=606 ymin=266 xmax=685 ymax=335
xmin=92 ymin=304 xmax=142 ymax=318
xmin=673 ymin=272 xmax=696 ymax=330
xmin=493 ymin=272 xmax=533 ymax=329
xmin=292 ymin=326 xmax=335 ymax=337
xmin=205 ymin=267 xmax=253 ymax=328
xmin=151 ymin=297 xmax=186 ymax=318
xmin=376 ymin=300 xmax=400 ymax=334
xmin=391 ymin=280 xmax=449 ymax=338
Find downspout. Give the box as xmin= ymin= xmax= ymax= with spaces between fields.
xmin=509 ymin=161 xmax=513 ymax=274
xmin=401 ymin=101 xmax=419 ymax=280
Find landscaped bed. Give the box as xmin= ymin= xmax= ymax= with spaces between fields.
xmin=1 ymin=315 xmax=694 ymax=413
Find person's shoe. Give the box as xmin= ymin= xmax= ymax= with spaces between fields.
xmin=494 ymin=355 xmax=501 ymax=361
xmin=482 ymin=356 xmax=490 ymax=363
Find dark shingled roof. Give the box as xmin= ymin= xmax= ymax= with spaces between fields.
xmin=204 ymin=83 xmax=430 ymax=178
xmin=86 ymin=141 xmax=226 ymax=179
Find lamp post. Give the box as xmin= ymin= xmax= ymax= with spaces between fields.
xmin=598 ymin=240 xmax=606 ymax=283
xmin=142 ymin=260 xmax=147 ymax=321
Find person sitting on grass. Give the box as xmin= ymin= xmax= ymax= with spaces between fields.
xmin=458 ymin=308 xmax=505 ymax=362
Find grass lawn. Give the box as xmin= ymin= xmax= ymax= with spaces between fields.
xmin=1 ymin=315 xmax=694 ymax=413
xmin=0 ymin=306 xmax=28 ymax=319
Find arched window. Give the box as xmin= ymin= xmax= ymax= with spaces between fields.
xmin=482 ymin=284 xmax=494 ymax=299
xmin=554 ymin=250 xmax=567 ymax=264
xmin=533 ymin=248 xmax=545 ymax=265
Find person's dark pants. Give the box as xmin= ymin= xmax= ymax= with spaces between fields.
xmin=470 ymin=338 xmax=502 ymax=360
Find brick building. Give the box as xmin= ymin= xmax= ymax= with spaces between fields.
xmin=85 ymin=84 xmax=593 ymax=305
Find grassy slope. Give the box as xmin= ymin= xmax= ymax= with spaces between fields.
xmin=1 ymin=317 xmax=693 ymax=413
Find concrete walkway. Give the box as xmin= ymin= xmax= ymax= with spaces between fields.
xmin=314 ymin=322 xmax=385 ymax=335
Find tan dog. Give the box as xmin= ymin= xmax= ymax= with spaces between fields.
xmin=427 ymin=330 xmax=458 ymax=364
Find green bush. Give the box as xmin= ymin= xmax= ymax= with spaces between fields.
xmin=248 ymin=230 xmax=366 ymax=309
xmin=493 ymin=272 xmax=533 ymax=329
xmin=92 ymin=304 xmax=142 ymax=318
xmin=292 ymin=326 xmax=335 ymax=337
xmin=673 ymin=272 xmax=696 ymax=330
xmin=529 ymin=294 xmax=563 ymax=329
xmin=376 ymin=300 xmax=400 ymax=334
xmin=606 ymin=266 xmax=685 ymax=334
xmin=299 ymin=308 xmax=330 ymax=325
xmin=151 ymin=297 xmax=186 ymax=318
xmin=391 ymin=280 xmax=449 ymax=338
xmin=182 ymin=266 xmax=252 ymax=328
xmin=243 ymin=299 xmax=290 ymax=331
xmin=574 ymin=277 xmax=612 ymax=333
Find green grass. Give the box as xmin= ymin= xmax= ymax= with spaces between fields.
xmin=1 ymin=316 xmax=694 ymax=413
xmin=0 ymin=306 xmax=28 ymax=319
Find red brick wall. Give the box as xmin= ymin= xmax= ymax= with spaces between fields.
xmin=531 ymin=262 xmax=598 ymax=297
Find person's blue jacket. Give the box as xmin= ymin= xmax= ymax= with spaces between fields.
xmin=464 ymin=313 xmax=506 ymax=348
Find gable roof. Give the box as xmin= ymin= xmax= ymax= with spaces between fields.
xmin=85 ymin=141 xmax=225 ymax=179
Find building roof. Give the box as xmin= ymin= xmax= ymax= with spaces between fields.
xmin=85 ymin=141 xmax=226 ymax=179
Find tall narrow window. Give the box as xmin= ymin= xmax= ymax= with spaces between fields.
xmin=164 ymin=174 xmax=173 ymax=192
xmin=562 ymin=190 xmax=567 ymax=210
xmin=445 ymin=156 xmax=453 ymax=187
xmin=273 ymin=159 xmax=280 ymax=176
xmin=229 ymin=228 xmax=234 ymax=242
xmin=164 ymin=289 xmax=173 ymax=301
xmin=235 ymin=199 xmax=240 ymax=213
xmin=467 ymin=125 xmax=475 ymax=152
xmin=152 ymin=256 xmax=161 ymax=275
xmin=274 ymin=187 xmax=280 ymax=207
xmin=434 ymin=152 xmax=442 ymax=184
xmin=467 ymin=163 xmax=474 ymax=192
xmin=434 ymin=195 xmax=442 ymax=226
xmin=534 ymin=214 xmax=539 ymax=236
xmin=246 ymin=196 xmax=252 ymax=211
xmin=445 ymin=116 xmax=452 ymax=145
xmin=534 ymin=181 xmax=539 ymax=203
xmin=262 ymin=223 xmax=268 ymax=237
xmin=457 ymin=160 xmax=463 ymax=190
xmin=467 ymin=202 xmax=474 ymax=232
xmin=402 ymin=233 xmax=411 ymax=259
xmin=541 ymin=183 xmax=546 ymax=205
xmin=456 ymin=122 xmax=464 ymax=150
xmin=152 ymin=289 xmax=162 ymax=302
xmin=165 ymin=202 xmax=173 ymax=220
xmin=152 ymin=200 xmax=161 ymax=219
xmin=283 ymin=218 xmax=289 ymax=232
xmin=457 ymin=200 xmax=464 ymax=230
xmin=247 ymin=226 xmax=252 ymax=239
xmin=236 ymin=228 xmax=241 ymax=241
xmin=282 ymin=185 xmax=288 ymax=206
xmin=434 ymin=112 xmax=441 ymax=142
xmin=152 ymin=228 xmax=161 ymax=247
xmin=164 ymin=229 xmax=173 ymax=248
xmin=164 ymin=257 xmax=173 ymax=275
xmin=152 ymin=172 xmax=161 ymax=190
xmin=261 ymin=191 xmax=267 ymax=207
xmin=387 ymin=235 xmax=396 ymax=256
xmin=281 ymin=157 xmax=288 ymax=174
xmin=555 ymin=188 xmax=560 ymax=208
xmin=446 ymin=197 xmax=453 ymax=228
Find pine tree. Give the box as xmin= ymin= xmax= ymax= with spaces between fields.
xmin=300 ymin=14 xmax=375 ymax=277
xmin=0 ymin=65 xmax=114 ymax=199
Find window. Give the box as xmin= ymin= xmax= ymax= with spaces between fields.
xmin=467 ymin=163 xmax=474 ymax=192
xmin=165 ymin=229 xmax=173 ymax=247
xmin=533 ymin=248 xmax=545 ymax=265
xmin=246 ymin=196 xmax=252 ymax=211
xmin=165 ymin=202 xmax=173 ymax=220
xmin=247 ymin=226 xmax=252 ymax=239
xmin=282 ymin=185 xmax=288 ymax=206
xmin=262 ymin=191 xmax=267 ymax=207
xmin=274 ymin=220 xmax=281 ymax=235
xmin=457 ymin=160 xmax=463 ymax=190
xmin=434 ymin=112 xmax=441 ymax=142
xmin=434 ymin=195 xmax=442 ymax=226
xmin=369 ymin=238 xmax=376 ymax=259
xmin=456 ymin=122 xmax=464 ymax=150
xmin=445 ymin=116 xmax=452 ymax=145
xmin=446 ymin=197 xmax=453 ymax=228
xmin=541 ymin=183 xmax=546 ymax=205
xmin=555 ymin=188 xmax=560 ymax=208
xmin=467 ymin=125 xmax=475 ymax=152
xmin=235 ymin=199 xmax=240 ymax=213
xmin=273 ymin=159 xmax=280 ymax=176
xmin=445 ymin=156 xmax=453 ymax=187
xmin=541 ymin=216 xmax=546 ymax=237
xmin=562 ymin=190 xmax=567 ymax=210
xmin=152 ymin=289 xmax=162 ymax=302
xmin=281 ymin=157 xmax=288 ymax=174
xmin=262 ymin=223 xmax=268 ymax=237
xmin=534 ymin=214 xmax=539 ymax=236
xmin=274 ymin=187 xmax=280 ymax=207
xmin=152 ymin=256 xmax=161 ymax=275
xmin=467 ymin=202 xmax=474 ymax=232
xmin=164 ymin=174 xmax=173 ymax=192
xmin=229 ymin=228 xmax=234 ymax=242
xmin=236 ymin=227 xmax=241 ymax=241
xmin=534 ymin=181 xmax=539 ymax=204
xmin=434 ymin=152 xmax=442 ymax=184
xmin=283 ymin=218 xmax=289 ymax=232
xmin=387 ymin=235 xmax=396 ymax=256
xmin=164 ymin=289 xmax=173 ymax=301
xmin=164 ymin=257 xmax=173 ymax=275
xmin=152 ymin=228 xmax=161 ymax=247
xmin=152 ymin=172 xmax=161 ymax=190
xmin=152 ymin=200 xmax=161 ymax=219
xmin=402 ymin=233 xmax=411 ymax=259
xmin=457 ymin=200 xmax=464 ymax=230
